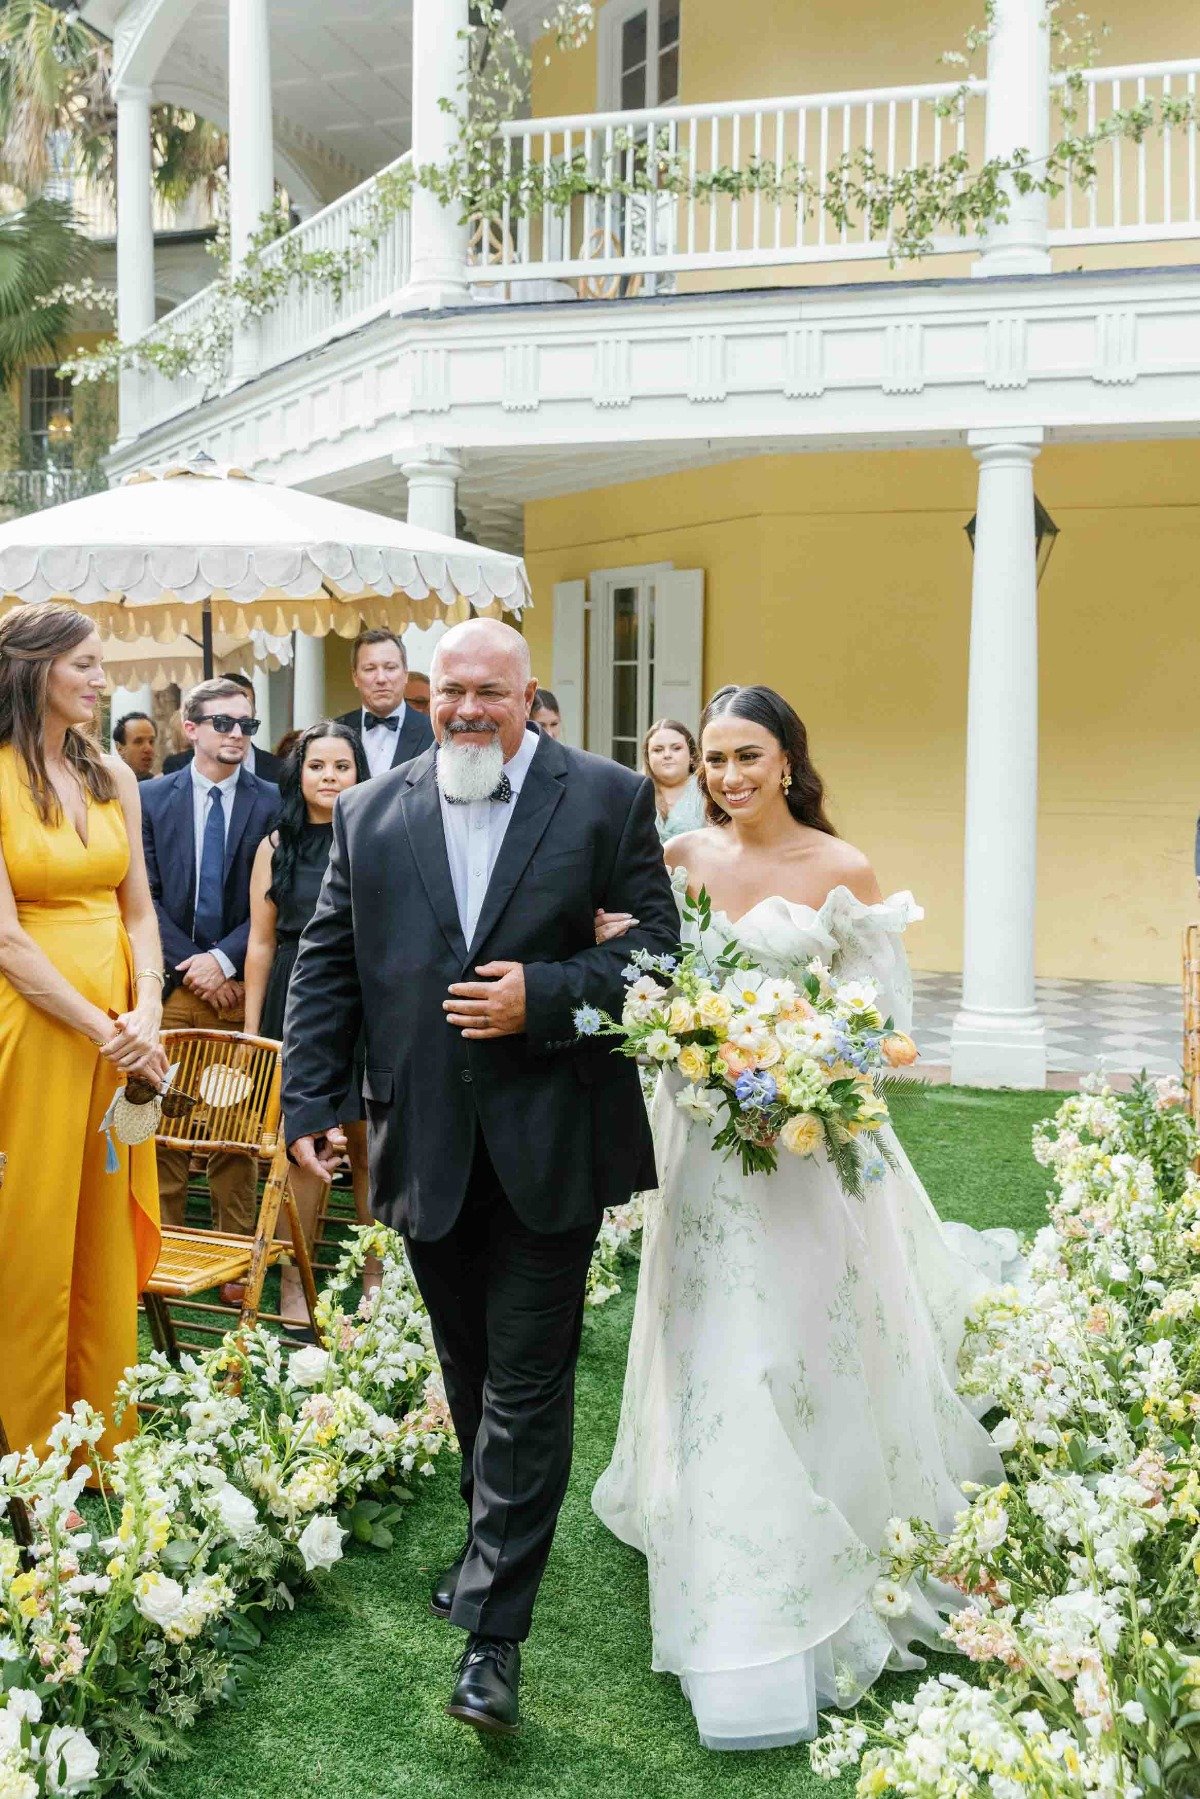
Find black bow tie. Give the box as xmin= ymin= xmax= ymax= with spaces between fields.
xmin=443 ymin=771 xmax=513 ymax=806
xmin=363 ymin=711 xmax=399 ymax=732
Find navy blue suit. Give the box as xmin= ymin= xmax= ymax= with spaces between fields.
xmin=141 ymin=765 xmax=280 ymax=994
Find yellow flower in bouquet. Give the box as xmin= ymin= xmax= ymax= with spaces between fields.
xmin=781 ymin=1113 xmax=823 ymax=1156
xmin=697 ymin=989 xmax=734 ymax=1030
xmin=667 ymin=995 xmax=697 ymax=1035
xmin=677 ymin=1042 xmax=710 ymax=1084
xmin=882 ymin=1031 xmax=919 ymax=1068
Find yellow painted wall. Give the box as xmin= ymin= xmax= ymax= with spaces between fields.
xmin=532 ymin=1 xmax=1200 ymax=288
xmin=523 ymin=439 xmax=1200 ymax=985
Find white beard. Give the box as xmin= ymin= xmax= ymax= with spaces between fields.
xmin=438 ymin=734 xmax=505 ymax=803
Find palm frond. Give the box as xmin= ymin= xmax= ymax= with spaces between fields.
xmin=0 ymin=197 xmax=90 ymax=384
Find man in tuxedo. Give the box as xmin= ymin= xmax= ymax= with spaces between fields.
xmin=283 ymin=620 xmax=677 ymax=1734
xmin=337 ymin=627 xmax=433 ymax=775
xmin=161 ymin=672 xmax=285 ymax=783
xmin=142 ymin=677 xmax=280 ymax=1230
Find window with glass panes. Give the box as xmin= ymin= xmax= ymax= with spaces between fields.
xmin=589 ymin=570 xmax=663 ymax=768
xmin=25 ymin=367 xmax=74 ymax=466
xmin=616 ymin=0 xmax=680 ymax=109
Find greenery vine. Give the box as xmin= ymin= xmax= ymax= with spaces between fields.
xmin=60 ymin=0 xmax=1198 ymax=393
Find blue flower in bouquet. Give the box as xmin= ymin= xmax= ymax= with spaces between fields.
xmin=574 ymin=1005 xmax=603 ymax=1037
xmin=734 ymin=1070 xmax=778 ymax=1111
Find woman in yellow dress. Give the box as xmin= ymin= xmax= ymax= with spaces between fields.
xmin=0 ymin=602 xmax=163 ymax=1461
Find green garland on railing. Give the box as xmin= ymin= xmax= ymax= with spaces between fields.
xmin=59 ymin=1 xmax=1198 ymax=392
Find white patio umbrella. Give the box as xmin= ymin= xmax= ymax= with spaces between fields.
xmin=0 ymin=454 xmax=530 ymax=675
xmin=100 ymin=627 xmax=289 ymax=691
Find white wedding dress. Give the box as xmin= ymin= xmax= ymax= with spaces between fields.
xmin=592 ymin=881 xmax=1018 ymax=1751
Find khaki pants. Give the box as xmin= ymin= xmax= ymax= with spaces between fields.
xmin=157 ymin=986 xmax=257 ymax=1234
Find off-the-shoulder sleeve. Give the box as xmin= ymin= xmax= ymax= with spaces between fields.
xmin=819 ymin=887 xmax=924 ymax=1034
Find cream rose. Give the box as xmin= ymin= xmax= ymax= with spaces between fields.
xmin=287 ymin=1345 xmax=331 ymax=1389
xmin=43 ymin=1725 xmax=100 ymax=1796
xmin=676 ymin=1043 xmax=710 ymax=1084
xmin=133 ymin=1572 xmax=186 ymax=1633
xmin=696 ymin=990 xmax=733 ymax=1030
xmin=297 ymin=1515 xmax=347 ymax=1573
xmin=667 ymin=996 xmax=696 ymax=1035
xmin=780 ymin=1113 xmax=822 ymax=1156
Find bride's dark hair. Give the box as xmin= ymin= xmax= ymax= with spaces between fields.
xmin=699 ymin=685 xmax=836 ymax=836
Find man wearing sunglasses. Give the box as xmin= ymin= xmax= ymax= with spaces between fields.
xmin=141 ymin=678 xmax=281 ymax=1232
xmin=161 ymin=671 xmax=286 ymax=783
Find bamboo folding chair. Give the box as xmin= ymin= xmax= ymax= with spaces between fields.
xmin=143 ymin=1029 xmax=322 ymax=1362
xmin=1184 ymin=925 xmax=1200 ymax=1136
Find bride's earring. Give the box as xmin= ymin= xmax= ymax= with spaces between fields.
xmin=781 ymin=769 xmax=793 ymax=793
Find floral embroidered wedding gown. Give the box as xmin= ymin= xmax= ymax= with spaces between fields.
xmin=592 ymin=881 xmax=1018 ymax=1751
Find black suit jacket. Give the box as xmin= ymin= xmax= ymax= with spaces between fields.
xmin=141 ymin=766 xmax=280 ymax=993
xmin=162 ymin=745 xmax=286 ymax=784
xmin=282 ymin=729 xmax=679 ymax=1239
xmin=336 ymin=705 xmax=433 ymax=773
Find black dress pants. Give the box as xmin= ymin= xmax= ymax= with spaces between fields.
xmin=403 ymin=1131 xmax=600 ymax=1641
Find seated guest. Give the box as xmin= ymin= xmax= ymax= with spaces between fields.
xmin=113 ymin=710 xmax=157 ymax=780
xmin=531 ymin=687 xmax=561 ymax=738
xmin=243 ymin=721 xmax=376 ymax=1324
xmin=405 ymin=668 xmax=431 ymax=715
xmin=162 ymin=672 xmax=285 ymax=783
xmin=0 ymin=602 xmax=163 ymax=1460
xmin=337 ymin=627 xmax=433 ymax=776
xmin=141 ymin=677 xmax=280 ymax=1231
xmin=643 ymin=717 xmax=706 ymax=843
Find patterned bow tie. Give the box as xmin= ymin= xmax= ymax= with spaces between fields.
xmin=363 ymin=711 xmax=399 ymax=732
xmin=443 ymin=771 xmax=512 ymax=806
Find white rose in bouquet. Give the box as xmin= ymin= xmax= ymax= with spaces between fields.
xmin=43 ymin=1725 xmax=100 ymax=1795
xmin=212 ymin=1483 xmax=260 ymax=1546
xmin=133 ymin=1571 xmax=186 ymax=1633
xmin=3 ymin=1694 xmax=40 ymax=1727
xmin=297 ymin=1515 xmax=346 ymax=1572
xmin=287 ymin=1345 xmax=331 ymax=1389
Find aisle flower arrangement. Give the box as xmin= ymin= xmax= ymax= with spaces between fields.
xmin=812 ymin=1075 xmax=1200 ymax=1799
xmin=0 ymin=1228 xmax=447 ymax=1795
xmin=576 ymin=885 xmax=917 ymax=1188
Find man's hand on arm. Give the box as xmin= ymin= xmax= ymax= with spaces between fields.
xmin=177 ymin=951 xmax=229 ymax=999
xmin=444 ymin=962 xmax=527 ymax=1039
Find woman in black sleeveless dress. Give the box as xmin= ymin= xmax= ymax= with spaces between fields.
xmin=244 ymin=720 xmax=372 ymax=1326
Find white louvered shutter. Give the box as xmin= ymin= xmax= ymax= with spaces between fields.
xmin=551 ymin=579 xmax=587 ymax=747
xmin=653 ymin=568 xmax=704 ymax=732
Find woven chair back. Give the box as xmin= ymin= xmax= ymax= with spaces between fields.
xmin=157 ymin=1029 xmax=282 ymax=1156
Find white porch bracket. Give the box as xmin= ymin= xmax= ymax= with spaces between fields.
xmin=974 ymin=0 xmax=1052 ymax=277
xmin=396 ymin=0 xmax=470 ymax=313
xmin=399 ymin=445 xmax=463 ymax=670
xmin=951 ymin=426 xmax=1047 ymax=1089
xmin=228 ymin=0 xmax=275 ymax=388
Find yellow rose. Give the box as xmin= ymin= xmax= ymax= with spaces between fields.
xmin=677 ymin=1043 xmax=710 ymax=1084
xmin=697 ymin=991 xmax=733 ymax=1030
xmin=667 ymin=996 xmax=696 ymax=1035
xmin=780 ymin=1113 xmax=822 ymax=1157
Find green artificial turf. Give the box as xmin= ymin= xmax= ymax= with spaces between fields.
xmin=146 ymin=1084 xmax=1061 ymax=1799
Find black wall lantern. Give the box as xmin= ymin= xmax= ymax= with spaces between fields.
xmin=965 ymin=496 xmax=1060 ymax=587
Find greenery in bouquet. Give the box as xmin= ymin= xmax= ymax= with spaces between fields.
xmin=0 ymin=1230 xmax=449 ymax=1795
xmin=811 ymin=1074 xmax=1200 ymax=1798
xmin=574 ymin=885 xmax=918 ymax=1190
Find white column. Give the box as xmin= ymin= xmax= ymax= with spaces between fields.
xmin=292 ymin=632 xmax=326 ymax=728
xmin=228 ymin=0 xmax=275 ymax=385
xmin=109 ymin=683 xmax=155 ymax=750
xmin=400 ymin=447 xmax=463 ymax=669
xmin=951 ymin=429 xmax=1047 ymax=1088
xmin=115 ymin=84 xmax=155 ymax=442
xmin=251 ymin=664 xmax=273 ymax=749
xmin=399 ymin=0 xmax=470 ymax=311
xmin=974 ymin=0 xmax=1051 ymax=277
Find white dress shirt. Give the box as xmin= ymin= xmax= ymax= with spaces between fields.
xmin=438 ymin=724 xmax=541 ymax=949
xmin=361 ymin=701 xmax=406 ymax=779
xmin=190 ymin=762 xmax=241 ymax=978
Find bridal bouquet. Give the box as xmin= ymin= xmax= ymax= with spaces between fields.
xmin=574 ymin=887 xmax=917 ymax=1189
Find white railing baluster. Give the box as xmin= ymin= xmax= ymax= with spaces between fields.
xmin=1164 ymin=76 xmax=1173 ymax=225
xmin=687 ymin=115 xmax=698 ymax=253
xmin=1137 ymin=76 xmax=1147 ymax=226
xmin=797 ymin=105 xmax=808 ymax=247
xmin=731 ymin=112 xmax=742 ymax=251
xmin=709 ymin=113 xmax=719 ymax=253
xmin=840 ymin=101 xmax=851 ymax=244
xmin=752 ymin=110 xmax=763 ymax=250
xmin=774 ymin=107 xmax=785 ymax=248
xmin=1191 ymin=73 xmax=1198 ymax=225
xmin=818 ymin=103 xmax=829 ymax=245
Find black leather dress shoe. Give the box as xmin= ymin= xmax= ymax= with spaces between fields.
xmin=447 ymin=1635 xmax=521 ymax=1734
xmin=429 ymin=1543 xmax=470 ymax=1620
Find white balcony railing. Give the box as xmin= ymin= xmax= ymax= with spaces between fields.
xmin=469 ymin=79 xmax=988 ymax=292
xmin=256 ymin=152 xmax=412 ymax=373
xmin=1049 ymin=59 xmax=1200 ymax=244
xmin=117 ymin=60 xmax=1200 ymax=443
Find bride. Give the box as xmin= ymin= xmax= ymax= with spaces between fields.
xmin=592 ymin=684 xmax=1014 ymax=1753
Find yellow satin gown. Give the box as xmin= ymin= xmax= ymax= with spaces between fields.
xmin=0 ymin=743 xmax=160 ymax=1459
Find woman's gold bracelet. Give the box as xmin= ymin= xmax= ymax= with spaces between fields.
xmin=135 ymin=969 xmax=166 ymax=987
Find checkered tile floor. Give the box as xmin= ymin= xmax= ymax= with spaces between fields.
xmin=911 ymin=972 xmax=1184 ymax=1077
